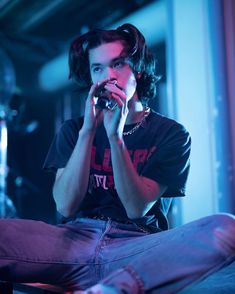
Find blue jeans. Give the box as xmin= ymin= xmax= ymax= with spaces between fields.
xmin=0 ymin=213 xmax=235 ymax=293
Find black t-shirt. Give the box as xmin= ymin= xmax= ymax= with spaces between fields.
xmin=43 ymin=110 xmax=191 ymax=231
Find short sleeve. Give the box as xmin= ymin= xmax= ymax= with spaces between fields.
xmin=43 ymin=118 xmax=83 ymax=172
xmin=141 ymin=123 xmax=191 ymax=197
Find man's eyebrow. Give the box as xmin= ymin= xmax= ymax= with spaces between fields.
xmin=111 ymin=56 xmax=127 ymax=63
xmin=90 ymin=62 xmax=101 ymax=68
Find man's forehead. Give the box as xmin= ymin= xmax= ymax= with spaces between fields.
xmin=89 ymin=41 xmax=126 ymax=64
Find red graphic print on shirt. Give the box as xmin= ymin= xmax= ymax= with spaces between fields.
xmin=89 ymin=146 xmax=156 ymax=192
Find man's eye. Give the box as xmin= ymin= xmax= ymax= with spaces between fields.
xmin=113 ymin=61 xmax=124 ymax=68
xmin=92 ymin=67 xmax=102 ymax=73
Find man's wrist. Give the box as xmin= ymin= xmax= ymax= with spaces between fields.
xmin=79 ymin=127 xmax=96 ymax=139
xmin=108 ymin=134 xmax=125 ymax=146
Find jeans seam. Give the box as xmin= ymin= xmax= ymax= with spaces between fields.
xmin=124 ymin=265 xmax=145 ymax=294
xmin=98 ymin=240 xmax=161 ymax=264
xmin=94 ymin=220 xmax=113 ymax=283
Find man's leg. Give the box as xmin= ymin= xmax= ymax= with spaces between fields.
xmin=0 ymin=218 xmax=104 ymax=290
xmin=83 ymin=214 xmax=235 ymax=294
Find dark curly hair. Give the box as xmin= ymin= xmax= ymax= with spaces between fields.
xmin=69 ymin=23 xmax=160 ymax=104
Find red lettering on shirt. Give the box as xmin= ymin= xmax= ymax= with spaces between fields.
xmin=103 ymin=149 xmax=112 ymax=172
xmin=91 ymin=146 xmax=102 ymax=171
xmin=90 ymin=146 xmax=156 ymax=191
xmin=91 ymin=146 xmax=156 ymax=175
xmin=133 ymin=149 xmax=148 ymax=170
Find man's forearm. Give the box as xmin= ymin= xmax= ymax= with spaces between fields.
xmin=109 ymin=136 xmax=164 ymax=219
xmin=53 ymin=129 xmax=95 ymax=217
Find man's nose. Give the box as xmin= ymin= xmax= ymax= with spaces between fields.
xmin=104 ymin=67 xmax=117 ymax=80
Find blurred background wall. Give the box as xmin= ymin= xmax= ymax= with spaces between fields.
xmin=0 ymin=0 xmax=234 ymax=225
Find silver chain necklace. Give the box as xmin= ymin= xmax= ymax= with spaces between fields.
xmin=123 ymin=108 xmax=150 ymax=136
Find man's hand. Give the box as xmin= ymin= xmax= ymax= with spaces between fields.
xmin=73 ymin=284 xmax=121 ymax=294
xmin=82 ymin=82 xmax=103 ymax=134
xmin=214 ymin=224 xmax=235 ymax=256
xmin=102 ymin=81 xmax=128 ymax=139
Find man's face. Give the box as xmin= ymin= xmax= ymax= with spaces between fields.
xmin=89 ymin=41 xmax=137 ymax=101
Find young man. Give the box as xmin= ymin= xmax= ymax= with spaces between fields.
xmin=0 ymin=24 xmax=235 ymax=294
